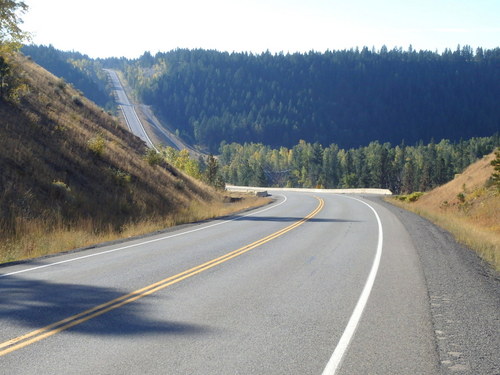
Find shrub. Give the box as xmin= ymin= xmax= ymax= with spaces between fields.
xmin=87 ymin=134 xmax=106 ymax=157
xmin=52 ymin=180 xmax=71 ymax=191
xmin=56 ymin=78 xmax=66 ymax=90
xmin=51 ymin=180 xmax=72 ymax=200
xmin=174 ymin=179 xmax=185 ymax=190
xmin=457 ymin=192 xmax=466 ymax=203
xmin=71 ymin=95 xmax=83 ymax=106
xmin=491 ymin=148 xmax=500 ymax=191
xmin=145 ymin=148 xmax=162 ymax=166
xmin=110 ymin=168 xmax=132 ymax=186
xmin=396 ymin=191 xmax=424 ymax=202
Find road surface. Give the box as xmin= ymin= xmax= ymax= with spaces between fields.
xmin=138 ymin=104 xmax=204 ymax=158
xmin=105 ymin=70 xmax=203 ymax=157
xmin=0 ymin=191 xmax=498 ymax=374
xmin=105 ymin=69 xmax=157 ymax=149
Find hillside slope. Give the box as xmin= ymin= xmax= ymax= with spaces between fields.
xmin=391 ymin=152 xmax=499 ymax=270
xmin=0 ymin=54 xmax=240 ymax=263
xmin=21 ymin=44 xmax=112 ymax=108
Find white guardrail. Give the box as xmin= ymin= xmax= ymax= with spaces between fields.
xmin=226 ymin=185 xmax=392 ymax=196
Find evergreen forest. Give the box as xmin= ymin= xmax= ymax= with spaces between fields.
xmin=215 ymin=136 xmax=499 ymax=193
xmin=120 ymin=47 xmax=500 ymax=152
xmin=21 ymin=45 xmax=500 ymax=193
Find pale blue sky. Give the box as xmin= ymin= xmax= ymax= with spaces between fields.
xmin=23 ymin=0 xmax=500 ymax=58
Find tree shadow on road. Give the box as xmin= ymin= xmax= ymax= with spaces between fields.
xmin=0 ymin=275 xmax=211 ymax=337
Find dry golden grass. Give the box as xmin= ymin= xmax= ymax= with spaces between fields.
xmin=0 ymin=194 xmax=269 ymax=264
xmin=389 ymin=153 xmax=500 ymax=271
xmin=0 ymin=54 xmax=270 ymax=264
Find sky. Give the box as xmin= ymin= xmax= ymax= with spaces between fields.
xmin=22 ymin=0 xmax=500 ymax=59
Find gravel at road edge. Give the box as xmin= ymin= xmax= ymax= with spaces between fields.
xmin=373 ymin=197 xmax=500 ymax=375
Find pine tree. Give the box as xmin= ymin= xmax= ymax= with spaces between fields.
xmin=204 ymin=154 xmax=218 ymax=186
xmin=0 ymin=55 xmax=9 ymax=97
xmin=491 ymin=148 xmax=500 ymax=191
xmin=402 ymin=158 xmax=416 ymax=194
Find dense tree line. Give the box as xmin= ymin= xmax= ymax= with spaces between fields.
xmin=13 ymin=45 xmax=500 ymax=194
xmin=22 ymin=46 xmax=500 ymax=156
xmin=217 ymin=136 xmax=499 ymax=194
xmin=122 ymin=47 xmax=500 ymax=152
xmin=21 ymin=44 xmax=112 ymax=108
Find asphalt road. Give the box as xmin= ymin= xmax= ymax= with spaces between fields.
xmin=105 ymin=69 xmax=156 ymax=149
xmin=138 ymin=104 xmax=205 ymax=159
xmin=0 ymin=192 xmax=498 ymax=374
xmin=105 ymin=69 xmax=198 ymax=155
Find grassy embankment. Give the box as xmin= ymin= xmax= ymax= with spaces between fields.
xmin=0 ymin=54 xmax=268 ymax=264
xmin=389 ymin=152 xmax=499 ymax=271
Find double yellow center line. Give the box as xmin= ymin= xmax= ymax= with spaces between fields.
xmin=0 ymin=197 xmax=324 ymax=356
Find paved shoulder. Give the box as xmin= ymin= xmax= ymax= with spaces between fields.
xmin=375 ymin=197 xmax=500 ymax=375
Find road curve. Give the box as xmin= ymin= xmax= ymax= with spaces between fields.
xmin=0 ymin=191 xmax=498 ymax=374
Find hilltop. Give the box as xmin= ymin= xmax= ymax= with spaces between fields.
xmin=23 ymin=45 xmax=500 ymax=153
xmin=392 ymin=152 xmax=499 ymax=270
xmin=0 ymin=54 xmax=263 ymax=263
xmin=121 ymin=47 xmax=500 ymax=151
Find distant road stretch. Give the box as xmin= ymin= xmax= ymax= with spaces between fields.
xmin=105 ymin=69 xmax=202 ymax=157
xmin=105 ymin=69 xmax=156 ymax=149
xmin=0 ymin=191 xmax=498 ymax=374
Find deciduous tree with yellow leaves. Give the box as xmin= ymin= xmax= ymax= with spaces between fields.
xmin=0 ymin=0 xmax=29 ymax=98
xmin=0 ymin=0 xmax=29 ymax=53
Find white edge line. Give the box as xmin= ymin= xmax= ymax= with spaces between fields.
xmin=120 ymin=104 xmax=133 ymax=132
xmin=321 ymin=195 xmax=384 ymax=375
xmin=131 ymin=104 xmax=158 ymax=151
xmin=0 ymin=195 xmax=288 ymax=278
xmin=106 ymin=70 xmax=156 ymax=150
